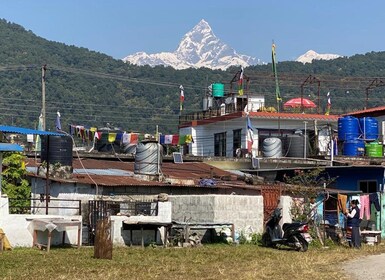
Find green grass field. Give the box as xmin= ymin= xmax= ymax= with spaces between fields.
xmin=1 ymin=244 xmax=384 ymax=280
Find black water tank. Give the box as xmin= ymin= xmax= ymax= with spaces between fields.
xmin=41 ymin=135 xmax=73 ymax=166
xmin=96 ymin=130 xmax=122 ymax=152
xmin=286 ymin=134 xmax=310 ymax=158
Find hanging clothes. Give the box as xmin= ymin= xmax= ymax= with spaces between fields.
xmin=338 ymin=194 xmax=347 ymax=214
xmin=359 ymin=194 xmax=370 ymax=220
xmin=369 ymin=192 xmax=381 ymax=211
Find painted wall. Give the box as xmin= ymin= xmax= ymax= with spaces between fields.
xmin=0 ymin=196 xmax=171 ymax=247
xmin=0 ymin=196 xmax=82 ymax=248
xmin=180 ymin=117 xmax=335 ymax=157
xmin=325 ymin=166 xmax=384 ymax=191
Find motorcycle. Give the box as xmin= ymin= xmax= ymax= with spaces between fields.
xmin=261 ymin=208 xmax=309 ymax=252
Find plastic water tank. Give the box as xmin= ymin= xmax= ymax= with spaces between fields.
xmin=338 ymin=116 xmax=360 ymax=141
xmin=343 ymin=139 xmax=365 ymax=156
xmin=262 ymin=138 xmax=282 ymax=158
xmin=41 ymin=135 xmax=73 ymax=166
xmin=365 ymin=142 xmax=383 ymax=157
xmin=212 ymin=83 xmax=224 ymax=97
xmin=286 ymin=134 xmax=310 ymax=158
xmin=359 ymin=117 xmax=378 ymax=140
xmin=134 ymin=141 xmax=163 ymax=175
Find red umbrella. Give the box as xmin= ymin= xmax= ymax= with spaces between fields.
xmin=283 ymin=98 xmax=316 ymax=108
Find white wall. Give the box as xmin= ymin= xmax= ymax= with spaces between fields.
xmin=0 ymin=195 xmax=171 ymax=247
xmin=180 ymin=117 xmax=337 ymax=157
xmin=0 ymin=213 xmax=82 ymax=248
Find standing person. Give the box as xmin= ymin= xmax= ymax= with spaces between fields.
xmin=345 ymin=199 xmax=361 ymax=248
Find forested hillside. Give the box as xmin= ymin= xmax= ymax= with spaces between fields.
xmin=1 ymin=19 xmax=385 ymax=134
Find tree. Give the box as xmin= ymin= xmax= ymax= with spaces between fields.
xmin=283 ymin=168 xmax=335 ymax=221
xmin=1 ymin=152 xmax=30 ymax=213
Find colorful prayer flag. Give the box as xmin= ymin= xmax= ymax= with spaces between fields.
xmin=272 ymin=43 xmax=282 ymax=102
xmin=325 ymin=92 xmax=331 ymax=115
xmin=55 ymin=111 xmax=62 ymax=131
xmin=246 ymin=116 xmax=254 ymax=153
xmin=180 ymin=85 xmax=184 ymax=111
xmin=238 ymin=67 xmax=244 ymax=95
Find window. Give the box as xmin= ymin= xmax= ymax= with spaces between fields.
xmin=214 ymin=132 xmax=226 ymax=156
xmin=233 ymin=129 xmax=242 ymax=157
xmin=359 ymin=181 xmax=377 ymax=193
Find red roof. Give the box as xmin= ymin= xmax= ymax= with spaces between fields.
xmin=179 ymin=111 xmax=339 ymax=128
xmin=343 ymin=106 xmax=385 ymax=118
xmin=247 ymin=111 xmax=340 ymax=121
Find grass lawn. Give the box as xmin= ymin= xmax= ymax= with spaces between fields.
xmin=1 ymin=244 xmax=385 ymax=280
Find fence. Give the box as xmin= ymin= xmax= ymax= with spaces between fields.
xmin=8 ymin=198 xmax=82 ymax=215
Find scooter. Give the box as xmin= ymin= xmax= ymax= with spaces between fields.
xmin=261 ymin=208 xmax=309 ymax=252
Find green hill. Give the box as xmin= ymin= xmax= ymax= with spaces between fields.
xmin=1 ymin=19 xmax=385 ymax=134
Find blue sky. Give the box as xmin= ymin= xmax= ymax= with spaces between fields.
xmin=1 ymin=0 xmax=384 ymax=63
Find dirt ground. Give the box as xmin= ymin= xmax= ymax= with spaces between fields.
xmin=343 ymin=252 xmax=385 ymax=280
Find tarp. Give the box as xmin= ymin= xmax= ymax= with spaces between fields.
xmin=0 ymin=125 xmax=64 ymax=136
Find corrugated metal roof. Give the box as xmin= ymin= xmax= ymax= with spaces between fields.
xmin=25 ymin=158 xmax=246 ymax=188
xmin=0 ymin=143 xmax=23 ymax=152
xmin=0 ymin=125 xmax=64 ymax=136
xmin=343 ymin=106 xmax=385 ymax=118
xmin=248 ymin=111 xmax=340 ymax=121
xmin=73 ymin=168 xmax=134 ymax=176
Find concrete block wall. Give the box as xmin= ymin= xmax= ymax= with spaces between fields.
xmin=169 ymin=195 xmax=264 ymax=234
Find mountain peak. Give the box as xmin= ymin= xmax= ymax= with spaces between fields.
xmin=122 ymin=20 xmax=260 ymax=70
xmin=197 ymin=19 xmax=210 ymax=29
xmin=296 ymin=50 xmax=342 ymax=64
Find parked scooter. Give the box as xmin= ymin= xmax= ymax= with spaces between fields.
xmin=261 ymin=208 xmax=309 ymax=252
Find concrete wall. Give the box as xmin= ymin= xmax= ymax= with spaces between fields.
xmin=0 ymin=195 xmax=171 ymax=247
xmin=169 ymin=194 xmax=264 ymax=234
xmin=0 ymin=195 xmax=82 ymax=248
xmin=111 ymin=201 xmax=172 ymax=246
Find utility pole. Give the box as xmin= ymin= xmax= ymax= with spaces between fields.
xmin=42 ymin=65 xmax=47 ymax=130
xmin=304 ymin=121 xmax=308 ymax=159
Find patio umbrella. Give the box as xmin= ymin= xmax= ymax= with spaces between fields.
xmin=283 ymin=98 xmax=316 ymax=108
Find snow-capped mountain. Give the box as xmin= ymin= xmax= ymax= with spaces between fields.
xmin=122 ymin=19 xmax=261 ymax=70
xmin=296 ymin=50 xmax=342 ymax=64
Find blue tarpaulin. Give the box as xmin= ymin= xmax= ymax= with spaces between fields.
xmin=0 ymin=125 xmax=64 ymax=136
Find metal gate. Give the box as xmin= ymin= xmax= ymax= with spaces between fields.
xmin=261 ymin=185 xmax=282 ymax=222
xmin=88 ymin=200 xmax=111 ymax=245
xmin=87 ymin=200 xmax=159 ymax=245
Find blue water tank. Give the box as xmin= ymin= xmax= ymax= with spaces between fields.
xmin=343 ymin=139 xmax=365 ymax=156
xmin=359 ymin=117 xmax=378 ymax=140
xmin=338 ymin=116 xmax=360 ymax=141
